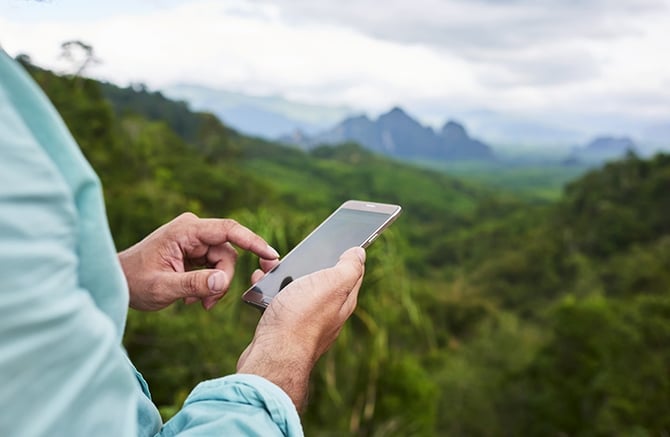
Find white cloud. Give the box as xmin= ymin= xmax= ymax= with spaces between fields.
xmin=0 ymin=0 xmax=668 ymax=140
xmin=0 ymin=0 xmax=479 ymax=109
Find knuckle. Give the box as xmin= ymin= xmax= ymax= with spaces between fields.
xmin=323 ymin=269 xmax=352 ymax=297
xmin=178 ymin=212 xmax=198 ymax=223
xmin=185 ymin=273 xmax=201 ymax=294
xmin=222 ymin=218 xmax=240 ymax=229
xmin=339 ymin=259 xmax=363 ymax=283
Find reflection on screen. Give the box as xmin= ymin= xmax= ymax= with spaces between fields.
xmin=251 ymin=209 xmax=392 ymax=300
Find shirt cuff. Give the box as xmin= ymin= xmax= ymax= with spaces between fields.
xmin=185 ymin=373 xmax=303 ymax=437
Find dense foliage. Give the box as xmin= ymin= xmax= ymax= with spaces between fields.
xmin=25 ymin=59 xmax=670 ymax=436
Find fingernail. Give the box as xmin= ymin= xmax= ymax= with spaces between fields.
xmin=267 ymin=245 xmax=280 ymax=259
xmin=207 ymin=271 xmax=227 ymax=293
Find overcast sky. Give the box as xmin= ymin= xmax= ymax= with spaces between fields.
xmin=1 ymin=0 xmax=668 ymax=138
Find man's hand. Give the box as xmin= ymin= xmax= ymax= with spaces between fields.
xmin=237 ymin=247 xmax=366 ymax=411
xmin=119 ymin=212 xmax=279 ymax=311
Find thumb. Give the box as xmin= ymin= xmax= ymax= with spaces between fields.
xmin=165 ymin=269 xmax=230 ymax=299
xmin=339 ymin=246 xmax=366 ymax=265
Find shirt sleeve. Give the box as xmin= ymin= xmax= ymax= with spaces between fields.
xmin=0 ymin=77 xmax=140 ymax=436
xmin=158 ymin=374 xmax=304 ymax=437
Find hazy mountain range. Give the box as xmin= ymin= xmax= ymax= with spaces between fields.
xmin=567 ymin=136 xmax=638 ymax=164
xmin=163 ymin=83 xmax=669 ymax=162
xmin=282 ymin=107 xmax=493 ymax=161
xmin=163 ymin=84 xmax=351 ymax=138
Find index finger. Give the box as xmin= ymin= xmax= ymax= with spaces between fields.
xmin=193 ymin=218 xmax=280 ymax=260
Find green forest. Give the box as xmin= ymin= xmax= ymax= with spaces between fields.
xmin=24 ymin=58 xmax=670 ymax=436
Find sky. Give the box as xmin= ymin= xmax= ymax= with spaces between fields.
xmin=1 ymin=0 xmax=669 ymax=143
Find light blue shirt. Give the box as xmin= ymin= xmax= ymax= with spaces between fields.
xmin=0 ymin=50 xmax=303 ymax=437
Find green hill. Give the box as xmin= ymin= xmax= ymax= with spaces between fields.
xmin=23 ymin=58 xmax=670 ymax=436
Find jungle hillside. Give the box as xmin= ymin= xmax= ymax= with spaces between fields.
xmin=25 ymin=59 xmax=670 ymax=436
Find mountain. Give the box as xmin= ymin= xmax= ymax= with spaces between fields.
xmin=285 ymin=107 xmax=494 ymax=161
xmin=162 ymin=83 xmax=353 ymax=139
xmin=439 ymin=121 xmax=492 ymax=160
xmin=160 ymin=84 xmax=668 ymax=157
xmin=567 ymin=136 xmax=638 ymax=164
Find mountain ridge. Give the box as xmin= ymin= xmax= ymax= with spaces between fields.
xmin=159 ymin=84 xmax=670 ymax=150
xmin=566 ymin=135 xmax=639 ymax=164
xmin=283 ymin=106 xmax=495 ymax=161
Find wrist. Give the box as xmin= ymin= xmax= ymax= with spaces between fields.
xmin=118 ymin=247 xmax=143 ymax=306
xmin=118 ymin=250 xmax=132 ymax=287
xmin=237 ymin=337 xmax=316 ymax=411
xmin=117 ymin=247 xmax=135 ymax=278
